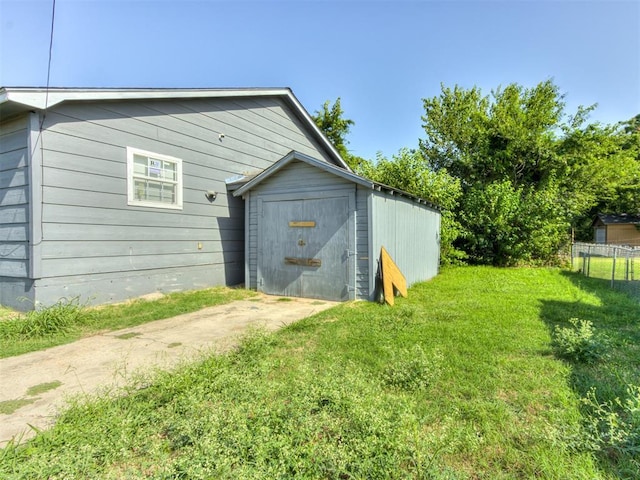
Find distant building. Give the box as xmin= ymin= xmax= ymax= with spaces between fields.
xmin=593 ymin=213 xmax=640 ymax=247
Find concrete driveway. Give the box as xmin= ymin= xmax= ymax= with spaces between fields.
xmin=0 ymin=294 xmax=337 ymax=446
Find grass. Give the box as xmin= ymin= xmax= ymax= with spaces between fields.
xmin=0 ymin=287 xmax=255 ymax=358
xmin=26 ymin=381 xmax=62 ymax=396
xmin=572 ymin=255 xmax=640 ymax=301
xmin=1 ymin=267 xmax=639 ymax=478
xmin=0 ymin=399 xmax=37 ymax=415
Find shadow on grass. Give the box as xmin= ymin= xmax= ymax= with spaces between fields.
xmin=539 ymin=270 xmax=640 ymax=477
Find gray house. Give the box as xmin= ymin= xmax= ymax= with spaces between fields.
xmin=0 ymin=87 xmax=440 ymax=310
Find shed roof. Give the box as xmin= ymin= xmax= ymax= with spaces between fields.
xmin=0 ymin=86 xmax=350 ymax=171
xmin=594 ymin=213 xmax=640 ymax=226
xmin=231 ymin=150 xmax=440 ymax=210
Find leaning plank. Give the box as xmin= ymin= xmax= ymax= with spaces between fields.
xmin=380 ymin=246 xmax=407 ymax=306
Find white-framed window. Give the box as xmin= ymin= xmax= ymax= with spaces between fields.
xmin=127 ymin=147 xmax=183 ymax=210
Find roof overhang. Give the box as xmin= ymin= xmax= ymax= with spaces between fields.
xmin=0 ymin=87 xmax=350 ymax=170
xmin=595 ymin=213 xmax=640 ymax=226
xmin=232 ymin=150 xmax=440 ymax=210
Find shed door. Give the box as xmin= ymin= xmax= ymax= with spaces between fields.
xmin=258 ymin=196 xmax=350 ymax=301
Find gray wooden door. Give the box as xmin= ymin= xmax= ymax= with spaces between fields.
xmin=258 ymin=196 xmax=350 ymax=301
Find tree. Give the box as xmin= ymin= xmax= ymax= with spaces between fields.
xmin=312 ymin=98 xmax=365 ymax=170
xmin=357 ymin=149 xmax=465 ymax=264
xmin=420 ymin=80 xmax=564 ymax=188
xmin=420 ymin=82 xmax=640 ymax=264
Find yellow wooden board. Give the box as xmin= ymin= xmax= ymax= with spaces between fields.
xmin=289 ymin=221 xmax=316 ymax=228
xmin=380 ymin=246 xmax=407 ymax=306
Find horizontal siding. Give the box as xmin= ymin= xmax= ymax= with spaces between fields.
xmin=42 ymin=250 xmax=243 ymax=278
xmin=252 ymin=161 xmax=352 ymax=194
xmin=41 ymin=239 xmax=243 ymax=259
xmin=33 ymin=263 xmax=244 ymax=308
xmin=42 ymin=223 xmax=241 ymax=241
xmin=31 ymin=96 xmax=332 ymax=304
xmin=0 ymin=277 xmax=34 ymax=311
xmin=0 ymin=115 xmax=29 ymax=280
xmin=607 ymin=225 xmax=640 ymax=246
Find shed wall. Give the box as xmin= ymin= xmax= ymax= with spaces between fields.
xmin=245 ymin=160 xmax=358 ymax=293
xmin=369 ymin=192 xmax=440 ymax=298
xmin=31 ymin=97 xmax=334 ymax=306
xmin=355 ymin=187 xmax=369 ymax=299
xmin=0 ymin=115 xmax=34 ymax=307
xmin=606 ymin=225 xmax=640 ymax=246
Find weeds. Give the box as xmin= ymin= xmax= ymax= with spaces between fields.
xmin=553 ymin=318 xmax=606 ymax=363
xmin=382 ymin=345 xmax=443 ymax=391
xmin=0 ymin=287 xmax=255 ymax=358
xmin=0 ymin=297 xmax=88 ymax=340
xmin=580 ymin=384 xmax=640 ymax=457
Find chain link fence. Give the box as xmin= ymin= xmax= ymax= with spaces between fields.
xmin=571 ymin=242 xmax=640 ymax=301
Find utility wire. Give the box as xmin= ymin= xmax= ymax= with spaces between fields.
xmin=42 ymin=0 xmax=56 ymax=124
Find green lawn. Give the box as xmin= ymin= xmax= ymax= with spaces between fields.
xmin=0 ymin=287 xmax=255 ymax=358
xmin=571 ymin=255 xmax=640 ymax=302
xmin=1 ymin=267 xmax=638 ymax=479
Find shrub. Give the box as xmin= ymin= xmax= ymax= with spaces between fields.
xmin=552 ymin=318 xmax=605 ymax=363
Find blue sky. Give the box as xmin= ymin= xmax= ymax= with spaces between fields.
xmin=1 ymin=0 xmax=638 ymax=160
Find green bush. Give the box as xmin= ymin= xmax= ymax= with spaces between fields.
xmin=552 ymin=318 xmax=605 ymax=363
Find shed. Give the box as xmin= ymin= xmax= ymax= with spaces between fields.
xmin=232 ymin=151 xmax=441 ymax=301
xmin=593 ymin=213 xmax=640 ymax=247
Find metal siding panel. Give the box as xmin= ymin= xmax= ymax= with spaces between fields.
xmin=355 ymin=186 xmax=369 ymax=299
xmin=370 ymin=192 xmax=440 ymax=289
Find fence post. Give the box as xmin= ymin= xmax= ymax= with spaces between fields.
xmin=611 ymin=247 xmax=617 ymax=288
xmin=587 ymin=245 xmax=591 ymax=277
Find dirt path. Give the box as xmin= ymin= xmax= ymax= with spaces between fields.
xmin=0 ymin=294 xmax=337 ymax=446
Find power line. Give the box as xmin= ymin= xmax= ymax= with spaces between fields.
xmin=42 ymin=0 xmax=56 ymax=123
